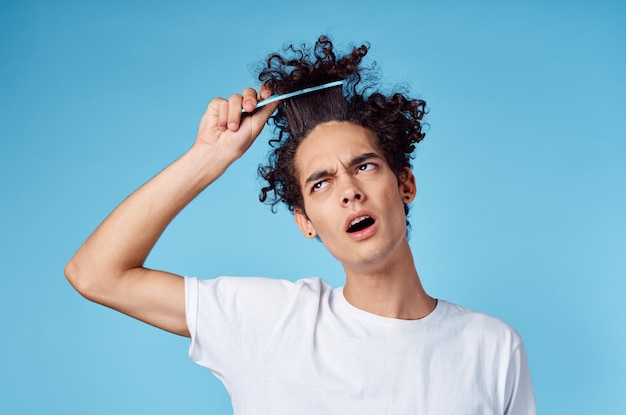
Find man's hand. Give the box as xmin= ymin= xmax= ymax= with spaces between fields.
xmin=196 ymin=85 xmax=277 ymax=163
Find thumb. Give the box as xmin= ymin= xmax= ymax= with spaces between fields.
xmin=241 ymin=100 xmax=280 ymax=139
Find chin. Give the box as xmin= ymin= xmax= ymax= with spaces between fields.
xmin=342 ymin=241 xmax=402 ymax=270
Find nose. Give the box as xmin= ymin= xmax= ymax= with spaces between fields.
xmin=340 ymin=176 xmax=364 ymax=206
xmin=342 ymin=193 xmax=362 ymax=204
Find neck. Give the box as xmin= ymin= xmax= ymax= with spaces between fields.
xmin=342 ymin=242 xmax=435 ymax=320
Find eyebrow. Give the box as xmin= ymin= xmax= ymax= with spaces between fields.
xmin=304 ymin=152 xmax=382 ymax=185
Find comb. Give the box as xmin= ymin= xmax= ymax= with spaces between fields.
xmin=242 ymin=80 xmax=345 ymax=113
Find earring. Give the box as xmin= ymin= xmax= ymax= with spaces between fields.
xmin=308 ymin=232 xmax=312 ymax=236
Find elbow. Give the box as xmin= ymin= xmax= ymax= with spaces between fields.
xmin=65 ymin=256 xmax=86 ymax=295
xmin=65 ymin=253 xmax=124 ymax=304
xmin=64 ymin=256 xmax=99 ymax=301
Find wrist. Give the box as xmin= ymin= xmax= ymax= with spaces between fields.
xmin=184 ymin=141 xmax=232 ymax=185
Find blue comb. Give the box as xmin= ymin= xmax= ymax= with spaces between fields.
xmin=242 ymin=80 xmax=344 ymax=113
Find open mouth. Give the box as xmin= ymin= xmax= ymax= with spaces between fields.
xmin=347 ymin=216 xmax=376 ymax=233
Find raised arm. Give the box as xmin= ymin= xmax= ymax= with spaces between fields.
xmin=65 ymin=87 xmax=278 ymax=337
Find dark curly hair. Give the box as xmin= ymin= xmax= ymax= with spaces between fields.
xmin=258 ymin=36 xmax=427 ymax=226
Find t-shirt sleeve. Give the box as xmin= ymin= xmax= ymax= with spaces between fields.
xmin=184 ymin=276 xmax=325 ymax=384
xmin=504 ymin=339 xmax=537 ymax=415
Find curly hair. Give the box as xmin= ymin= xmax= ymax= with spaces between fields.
xmin=258 ymin=36 xmax=427 ymax=225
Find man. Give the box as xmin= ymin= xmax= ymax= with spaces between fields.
xmin=66 ymin=36 xmax=536 ymax=414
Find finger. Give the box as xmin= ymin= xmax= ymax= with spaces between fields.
xmin=227 ymin=94 xmax=243 ymax=131
xmin=217 ymin=99 xmax=229 ymax=132
xmin=242 ymin=88 xmax=258 ymax=113
xmin=200 ymin=98 xmax=221 ymax=130
xmin=242 ymin=99 xmax=280 ymax=139
xmin=259 ymin=84 xmax=272 ymax=100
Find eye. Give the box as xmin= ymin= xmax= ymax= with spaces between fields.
xmin=357 ymin=163 xmax=376 ymax=173
xmin=312 ymin=180 xmax=329 ymax=192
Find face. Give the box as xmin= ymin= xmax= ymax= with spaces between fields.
xmin=293 ymin=121 xmax=416 ymax=272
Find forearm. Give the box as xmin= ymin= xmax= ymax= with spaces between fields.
xmin=66 ymin=142 xmax=229 ymax=291
xmin=65 ymin=87 xmax=277 ymax=314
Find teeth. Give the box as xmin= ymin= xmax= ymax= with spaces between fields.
xmin=350 ymin=216 xmax=369 ymax=226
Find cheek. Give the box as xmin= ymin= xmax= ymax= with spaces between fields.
xmin=306 ymin=206 xmax=342 ymax=239
xmin=385 ymin=187 xmax=408 ymax=219
xmin=308 ymin=212 xmax=332 ymax=235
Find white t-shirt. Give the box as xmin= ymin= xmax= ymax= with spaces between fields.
xmin=185 ymin=276 xmax=535 ymax=415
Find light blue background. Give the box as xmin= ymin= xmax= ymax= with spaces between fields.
xmin=1 ymin=1 xmax=624 ymax=413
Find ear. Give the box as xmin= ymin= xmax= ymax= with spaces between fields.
xmin=294 ymin=207 xmax=317 ymax=239
xmin=399 ymin=168 xmax=417 ymax=203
